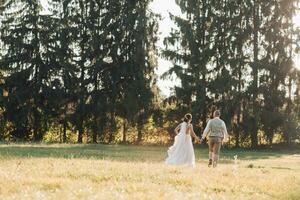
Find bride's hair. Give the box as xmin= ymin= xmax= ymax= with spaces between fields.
xmin=182 ymin=113 xmax=192 ymax=123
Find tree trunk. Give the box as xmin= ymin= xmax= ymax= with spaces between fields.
xmin=137 ymin=124 xmax=143 ymax=144
xmin=284 ymin=77 xmax=292 ymax=145
xmin=77 ymin=100 xmax=84 ymax=143
xmin=77 ymin=125 xmax=83 ymax=143
xmin=235 ymin=108 xmax=240 ymax=148
xmin=122 ymin=119 xmax=128 ymax=143
xmin=251 ymin=0 xmax=259 ymax=148
xmin=77 ymin=2 xmax=87 ymax=144
xmin=92 ymin=118 xmax=98 ymax=144
xmin=200 ymin=73 xmax=207 ymax=131
xmin=92 ymin=66 xmax=98 ymax=144
xmin=108 ymin=112 xmax=115 ymax=143
xmin=63 ymin=120 xmax=67 ymax=143
xmin=33 ymin=108 xmax=43 ymax=141
xmin=268 ymin=131 xmax=273 ymax=145
xmin=77 ymin=106 xmax=84 ymax=143
xmin=108 ymin=132 xmax=113 ymax=143
xmin=235 ymin=76 xmax=242 ymax=148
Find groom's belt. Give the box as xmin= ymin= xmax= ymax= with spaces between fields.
xmin=208 ymin=135 xmax=223 ymax=138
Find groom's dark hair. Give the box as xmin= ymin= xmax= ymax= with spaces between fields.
xmin=214 ymin=110 xmax=220 ymax=117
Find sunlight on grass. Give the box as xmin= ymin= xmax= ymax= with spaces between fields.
xmin=0 ymin=144 xmax=299 ymax=200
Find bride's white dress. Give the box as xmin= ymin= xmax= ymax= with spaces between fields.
xmin=165 ymin=122 xmax=195 ymax=167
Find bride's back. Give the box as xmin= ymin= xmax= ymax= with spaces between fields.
xmin=179 ymin=122 xmax=188 ymax=135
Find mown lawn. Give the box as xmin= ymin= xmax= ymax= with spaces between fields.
xmin=0 ymin=143 xmax=299 ymax=200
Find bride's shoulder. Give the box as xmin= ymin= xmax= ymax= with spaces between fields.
xmin=181 ymin=122 xmax=188 ymax=126
xmin=187 ymin=123 xmax=193 ymax=128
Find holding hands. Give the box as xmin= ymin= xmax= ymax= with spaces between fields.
xmin=222 ymin=136 xmax=229 ymax=144
xmin=199 ymin=138 xmax=204 ymax=144
xmin=194 ymin=136 xmax=202 ymax=144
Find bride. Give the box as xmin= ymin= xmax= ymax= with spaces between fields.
xmin=165 ymin=113 xmax=200 ymax=167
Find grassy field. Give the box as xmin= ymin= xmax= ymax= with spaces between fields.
xmin=0 ymin=144 xmax=299 ymax=200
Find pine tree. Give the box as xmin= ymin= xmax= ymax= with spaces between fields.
xmin=163 ymin=0 xmax=217 ymax=133
xmin=0 ymin=0 xmax=56 ymax=140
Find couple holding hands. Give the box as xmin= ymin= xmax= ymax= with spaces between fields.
xmin=165 ymin=110 xmax=229 ymax=168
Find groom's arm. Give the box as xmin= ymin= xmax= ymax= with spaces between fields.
xmin=222 ymin=122 xmax=229 ymax=142
xmin=201 ymin=120 xmax=211 ymax=140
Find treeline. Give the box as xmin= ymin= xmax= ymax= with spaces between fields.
xmin=0 ymin=0 xmax=161 ymax=143
xmin=163 ymin=0 xmax=300 ymax=147
xmin=0 ymin=0 xmax=300 ymax=147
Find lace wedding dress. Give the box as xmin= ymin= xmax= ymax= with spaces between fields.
xmin=165 ymin=122 xmax=195 ymax=167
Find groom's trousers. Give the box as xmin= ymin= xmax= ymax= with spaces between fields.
xmin=208 ymin=137 xmax=222 ymax=162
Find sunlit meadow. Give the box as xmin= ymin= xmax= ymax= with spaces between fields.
xmin=0 ymin=144 xmax=299 ymax=200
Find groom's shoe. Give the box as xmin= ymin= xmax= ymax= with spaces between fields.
xmin=208 ymin=159 xmax=212 ymax=167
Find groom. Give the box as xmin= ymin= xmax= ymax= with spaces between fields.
xmin=200 ymin=110 xmax=229 ymax=167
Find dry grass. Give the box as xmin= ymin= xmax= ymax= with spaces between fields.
xmin=0 ymin=144 xmax=299 ymax=200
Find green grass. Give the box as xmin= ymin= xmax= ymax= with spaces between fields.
xmin=0 ymin=144 xmax=299 ymax=200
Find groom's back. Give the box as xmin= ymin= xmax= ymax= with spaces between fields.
xmin=209 ymin=118 xmax=225 ymax=138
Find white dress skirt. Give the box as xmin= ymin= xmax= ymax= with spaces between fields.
xmin=165 ymin=122 xmax=195 ymax=167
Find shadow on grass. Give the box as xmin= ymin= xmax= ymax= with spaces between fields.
xmin=0 ymin=144 xmax=299 ymax=163
xmin=219 ymin=147 xmax=300 ymax=161
xmin=0 ymin=144 xmax=167 ymax=162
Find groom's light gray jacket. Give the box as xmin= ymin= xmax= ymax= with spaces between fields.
xmin=201 ymin=117 xmax=229 ymax=140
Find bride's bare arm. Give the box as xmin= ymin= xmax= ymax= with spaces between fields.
xmin=174 ymin=124 xmax=181 ymax=135
xmin=188 ymin=124 xmax=200 ymax=140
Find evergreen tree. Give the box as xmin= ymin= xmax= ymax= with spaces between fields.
xmin=0 ymin=0 xmax=56 ymax=140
